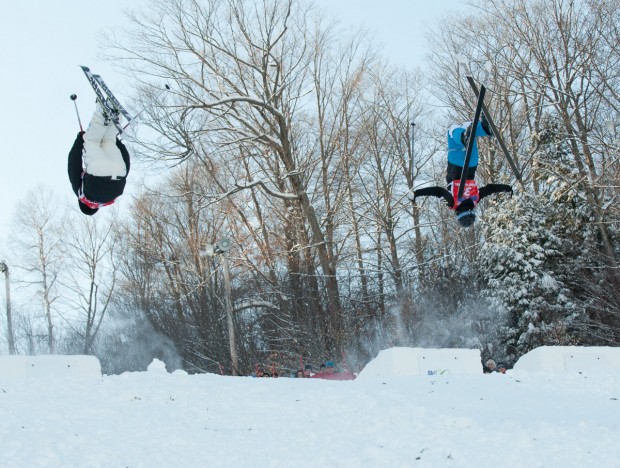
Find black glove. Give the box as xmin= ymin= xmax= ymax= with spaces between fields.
xmin=461 ymin=123 xmax=473 ymax=146
xmin=481 ymin=113 xmax=493 ymax=137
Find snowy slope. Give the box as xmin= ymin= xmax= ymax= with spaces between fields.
xmin=2 ymin=348 xmax=619 ymax=468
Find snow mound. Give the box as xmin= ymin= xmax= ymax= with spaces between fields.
xmin=513 ymin=346 xmax=620 ymax=373
xmin=0 ymin=355 xmax=101 ymax=380
xmin=147 ymin=358 xmax=168 ymax=373
xmin=356 ymin=347 xmax=482 ymax=380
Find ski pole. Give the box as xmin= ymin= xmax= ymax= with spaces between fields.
xmin=122 ymin=84 xmax=171 ymax=131
xmin=70 ymin=94 xmax=83 ymax=132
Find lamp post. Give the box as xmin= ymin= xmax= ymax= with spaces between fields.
xmin=410 ymin=121 xmax=416 ymax=181
xmin=202 ymin=239 xmax=238 ymax=375
xmin=0 ymin=261 xmax=15 ymax=355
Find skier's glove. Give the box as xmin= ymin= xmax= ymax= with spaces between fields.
xmin=481 ymin=113 xmax=493 ymax=137
xmin=461 ymin=123 xmax=473 ymax=146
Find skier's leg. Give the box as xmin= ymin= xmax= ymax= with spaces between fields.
xmin=100 ymin=120 xmax=120 ymax=156
xmin=446 ymin=163 xmax=476 ymax=184
xmin=83 ymin=106 xmax=108 ymax=174
xmin=99 ymin=115 xmax=117 ymax=141
xmin=100 ymin=127 xmax=127 ymax=179
xmin=83 ymin=105 xmax=125 ymax=178
xmin=83 ymin=112 xmax=124 ymax=179
xmin=446 ymin=163 xmax=461 ymax=184
xmin=83 ymin=105 xmax=108 ymax=145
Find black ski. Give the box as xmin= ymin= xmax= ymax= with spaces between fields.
xmin=466 ymin=76 xmax=525 ymax=189
xmin=80 ymin=66 xmax=132 ymax=135
xmin=458 ymin=84 xmax=486 ymax=199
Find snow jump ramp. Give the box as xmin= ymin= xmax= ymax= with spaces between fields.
xmin=0 ymin=355 xmax=102 ymax=379
xmin=356 ymin=347 xmax=482 ymax=379
xmin=513 ymin=346 xmax=620 ymax=373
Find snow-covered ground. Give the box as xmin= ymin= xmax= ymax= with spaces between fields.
xmin=2 ymin=347 xmax=619 ymax=468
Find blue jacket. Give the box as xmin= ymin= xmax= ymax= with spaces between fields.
xmin=447 ymin=121 xmax=490 ymax=168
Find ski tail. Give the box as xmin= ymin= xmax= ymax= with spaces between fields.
xmin=458 ymin=85 xmax=486 ymax=199
xmin=466 ymin=76 xmax=525 ymax=190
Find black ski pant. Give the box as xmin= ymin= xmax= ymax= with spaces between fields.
xmin=446 ymin=162 xmax=477 ymax=185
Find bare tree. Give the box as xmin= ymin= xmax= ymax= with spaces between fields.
xmin=116 ymin=164 xmax=237 ymax=371
xmin=10 ymin=187 xmax=65 ymax=353
xmin=61 ymin=210 xmax=120 ymax=354
xmin=106 ymin=0 xmax=385 ymax=352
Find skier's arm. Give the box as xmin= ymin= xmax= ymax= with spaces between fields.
xmin=116 ymin=139 xmax=130 ymax=176
xmin=462 ymin=120 xmax=493 ymax=145
xmin=413 ymin=186 xmax=455 ymax=208
xmin=68 ymin=132 xmax=85 ymax=196
xmin=478 ymin=184 xmax=513 ymax=202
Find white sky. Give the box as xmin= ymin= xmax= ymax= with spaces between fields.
xmin=0 ymin=0 xmax=464 ymax=248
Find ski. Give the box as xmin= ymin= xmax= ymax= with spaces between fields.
xmin=458 ymin=84 xmax=486 ymax=199
xmin=466 ymin=76 xmax=525 ymax=189
xmin=79 ymin=66 xmax=131 ymax=135
xmin=92 ymin=73 xmax=133 ymax=125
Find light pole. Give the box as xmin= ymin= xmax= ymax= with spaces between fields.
xmin=202 ymin=239 xmax=238 ymax=375
xmin=410 ymin=121 xmax=416 ymax=182
xmin=0 ymin=261 xmax=15 ymax=355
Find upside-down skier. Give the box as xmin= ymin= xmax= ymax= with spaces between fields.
xmin=68 ymin=103 xmax=130 ymax=216
xmin=411 ymin=114 xmax=512 ymax=227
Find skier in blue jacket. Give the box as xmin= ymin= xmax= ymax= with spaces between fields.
xmin=412 ymin=115 xmax=512 ymax=227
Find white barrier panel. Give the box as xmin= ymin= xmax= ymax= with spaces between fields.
xmin=0 ymin=355 xmax=102 ymax=379
xmin=356 ymin=347 xmax=482 ymax=380
xmin=513 ymin=346 xmax=620 ymax=373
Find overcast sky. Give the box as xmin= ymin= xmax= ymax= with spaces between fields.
xmin=0 ymin=0 xmax=464 ymax=252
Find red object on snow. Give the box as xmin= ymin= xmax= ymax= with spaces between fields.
xmin=311 ymin=372 xmax=356 ymax=381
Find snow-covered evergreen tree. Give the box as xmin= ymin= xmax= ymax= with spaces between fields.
xmin=478 ymin=118 xmax=594 ymax=362
xmin=479 ymin=194 xmax=583 ymax=362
